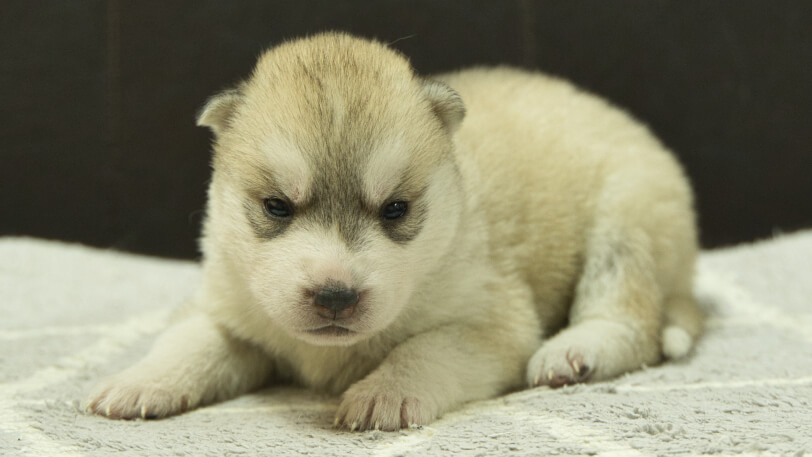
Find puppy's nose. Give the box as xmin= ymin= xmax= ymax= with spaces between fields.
xmin=314 ymin=286 xmax=360 ymax=312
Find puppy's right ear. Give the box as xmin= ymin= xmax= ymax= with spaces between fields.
xmin=422 ymin=79 xmax=466 ymax=134
xmin=196 ymin=87 xmax=244 ymax=137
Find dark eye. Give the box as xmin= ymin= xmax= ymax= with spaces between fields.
xmin=382 ymin=201 xmax=408 ymax=220
xmin=263 ymin=198 xmax=293 ymax=218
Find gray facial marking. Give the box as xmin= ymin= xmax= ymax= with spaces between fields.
xmin=293 ymin=151 xmax=427 ymax=248
xmin=244 ymin=200 xmax=292 ymax=240
xmin=380 ymin=198 xmax=426 ymax=244
xmin=302 ymin=162 xmax=372 ymax=250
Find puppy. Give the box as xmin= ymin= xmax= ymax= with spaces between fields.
xmin=84 ymin=32 xmax=702 ymax=430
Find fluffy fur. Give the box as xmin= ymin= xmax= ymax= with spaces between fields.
xmin=83 ymin=33 xmax=702 ymax=430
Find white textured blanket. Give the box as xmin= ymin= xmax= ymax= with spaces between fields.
xmin=1 ymin=232 xmax=811 ymax=456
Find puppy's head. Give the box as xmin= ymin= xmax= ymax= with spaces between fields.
xmin=198 ymin=33 xmax=466 ymax=346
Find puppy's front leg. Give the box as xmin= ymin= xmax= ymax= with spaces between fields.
xmin=335 ymin=323 xmax=535 ymax=431
xmin=84 ymin=313 xmax=272 ymax=419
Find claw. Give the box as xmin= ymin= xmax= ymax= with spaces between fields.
xmin=570 ymin=358 xmax=581 ymax=374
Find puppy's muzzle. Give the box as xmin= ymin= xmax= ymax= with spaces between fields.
xmin=314 ymin=284 xmax=359 ymax=319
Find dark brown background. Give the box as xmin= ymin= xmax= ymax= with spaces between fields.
xmin=2 ymin=1 xmax=811 ymax=259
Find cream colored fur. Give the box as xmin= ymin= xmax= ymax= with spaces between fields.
xmin=83 ymin=33 xmax=702 ymax=431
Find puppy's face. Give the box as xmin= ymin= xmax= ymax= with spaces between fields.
xmin=198 ymin=34 xmax=466 ymax=346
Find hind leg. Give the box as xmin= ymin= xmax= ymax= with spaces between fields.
xmin=527 ymin=226 xmax=665 ymax=387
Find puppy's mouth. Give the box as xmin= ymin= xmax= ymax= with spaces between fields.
xmin=304 ymin=324 xmax=356 ymax=338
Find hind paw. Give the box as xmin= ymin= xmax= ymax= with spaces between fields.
xmin=527 ymin=345 xmax=595 ymax=388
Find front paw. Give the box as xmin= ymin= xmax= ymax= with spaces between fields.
xmin=83 ymin=370 xmax=195 ymax=420
xmin=335 ymin=378 xmax=436 ymax=431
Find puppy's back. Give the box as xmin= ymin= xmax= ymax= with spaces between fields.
xmin=438 ymin=67 xmax=697 ymax=334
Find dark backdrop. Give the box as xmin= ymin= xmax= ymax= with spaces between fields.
xmin=2 ymin=1 xmax=811 ymax=259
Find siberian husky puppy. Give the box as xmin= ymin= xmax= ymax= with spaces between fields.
xmin=84 ymin=32 xmax=702 ymax=430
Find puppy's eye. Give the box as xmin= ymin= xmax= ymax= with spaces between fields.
xmin=263 ymin=198 xmax=293 ymax=218
xmin=381 ymin=201 xmax=408 ymax=220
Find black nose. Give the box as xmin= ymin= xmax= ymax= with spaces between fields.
xmin=314 ymin=286 xmax=360 ymax=312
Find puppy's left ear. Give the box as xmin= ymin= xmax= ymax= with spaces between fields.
xmin=422 ymin=80 xmax=466 ymax=133
xmin=196 ymin=87 xmax=244 ymax=137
